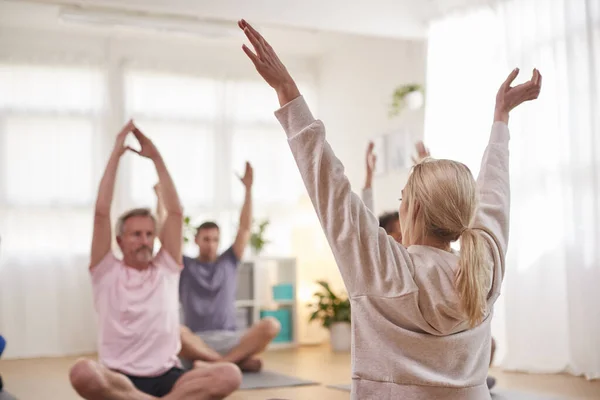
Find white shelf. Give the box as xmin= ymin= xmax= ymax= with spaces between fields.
xmin=261 ymin=300 xmax=295 ymax=307
xmin=235 ymin=256 xmax=298 ymax=348
xmin=235 ymin=300 xmax=255 ymax=308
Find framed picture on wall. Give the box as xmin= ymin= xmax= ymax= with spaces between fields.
xmin=386 ymin=128 xmax=412 ymax=171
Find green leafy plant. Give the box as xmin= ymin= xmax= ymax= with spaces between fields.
xmin=308 ymin=280 xmax=351 ymax=329
xmin=390 ymin=83 xmax=424 ymax=117
xmin=250 ymin=219 xmax=270 ymax=254
xmin=182 ymin=215 xmax=196 ymax=244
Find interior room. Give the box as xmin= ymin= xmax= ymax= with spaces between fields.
xmin=0 ymin=0 xmax=598 ymax=399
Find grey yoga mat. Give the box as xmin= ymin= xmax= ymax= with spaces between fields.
xmin=181 ymin=357 xmax=319 ymax=390
xmin=490 ymin=390 xmax=568 ymax=400
xmin=0 ymin=391 xmax=18 ymax=400
xmin=240 ymin=370 xmax=319 ymax=390
xmin=327 ymin=383 xmax=351 ymax=391
xmin=326 ymin=384 xmax=567 ymax=399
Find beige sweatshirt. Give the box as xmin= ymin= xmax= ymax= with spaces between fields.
xmin=362 ymin=187 xmax=375 ymax=213
xmin=275 ymin=96 xmax=509 ymax=400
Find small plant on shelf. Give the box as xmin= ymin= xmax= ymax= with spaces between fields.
xmin=308 ymin=280 xmax=351 ymax=328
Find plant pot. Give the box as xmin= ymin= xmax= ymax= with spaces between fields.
xmin=405 ymin=90 xmax=424 ymax=110
xmin=329 ymin=322 xmax=351 ymax=352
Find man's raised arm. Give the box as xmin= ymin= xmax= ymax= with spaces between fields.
xmin=233 ymin=162 xmax=253 ymax=260
xmin=90 ymin=121 xmax=134 ymax=269
xmin=131 ymin=128 xmax=184 ymax=264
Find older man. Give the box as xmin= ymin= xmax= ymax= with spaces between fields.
xmin=69 ymin=121 xmax=241 ymax=400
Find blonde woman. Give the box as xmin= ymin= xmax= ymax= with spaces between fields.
xmin=363 ymin=139 xmax=499 ymax=390
xmin=238 ymin=19 xmax=541 ymax=400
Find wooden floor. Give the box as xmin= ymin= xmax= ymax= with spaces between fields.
xmin=1 ymin=345 xmax=599 ymax=399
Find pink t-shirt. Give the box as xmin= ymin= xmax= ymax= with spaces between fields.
xmin=90 ymin=248 xmax=182 ymax=377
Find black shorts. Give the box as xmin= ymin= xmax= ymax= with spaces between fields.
xmin=125 ymin=367 xmax=185 ymax=397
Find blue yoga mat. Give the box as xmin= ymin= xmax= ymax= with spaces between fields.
xmin=0 ymin=335 xmax=5 ymax=357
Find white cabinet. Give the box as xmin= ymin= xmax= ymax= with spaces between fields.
xmin=235 ymin=256 xmax=298 ymax=349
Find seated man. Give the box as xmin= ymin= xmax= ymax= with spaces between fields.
xmin=69 ymin=121 xmax=241 ymax=400
xmin=156 ymin=162 xmax=280 ymax=372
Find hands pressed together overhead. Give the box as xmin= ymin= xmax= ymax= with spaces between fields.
xmin=113 ymin=119 xmax=159 ymax=160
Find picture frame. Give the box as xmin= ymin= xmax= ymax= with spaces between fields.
xmin=385 ymin=128 xmax=412 ymax=172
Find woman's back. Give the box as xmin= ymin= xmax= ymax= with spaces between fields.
xmin=273 ymin=96 xmax=513 ymax=399
xmin=351 ymin=245 xmax=498 ymax=399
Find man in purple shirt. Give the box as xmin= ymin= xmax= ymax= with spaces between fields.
xmin=156 ymin=162 xmax=280 ymax=372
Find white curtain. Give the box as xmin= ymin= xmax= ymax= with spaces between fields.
xmin=0 ymin=59 xmax=314 ymax=359
xmin=425 ymin=0 xmax=600 ymax=379
xmin=0 ymin=64 xmax=104 ymax=359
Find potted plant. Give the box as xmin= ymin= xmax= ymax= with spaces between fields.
xmin=182 ymin=215 xmax=196 ymax=244
xmin=250 ymin=219 xmax=270 ymax=255
xmin=308 ymin=280 xmax=351 ymax=352
xmin=390 ymin=83 xmax=424 ymax=116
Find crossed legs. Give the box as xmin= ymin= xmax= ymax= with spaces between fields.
xmin=179 ymin=317 xmax=281 ymax=372
xmin=69 ymin=359 xmax=241 ymax=400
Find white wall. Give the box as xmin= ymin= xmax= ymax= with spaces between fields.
xmin=317 ymin=34 xmax=427 ymax=212
xmin=292 ymin=33 xmax=427 ymax=344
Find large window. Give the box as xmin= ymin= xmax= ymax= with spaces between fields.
xmin=0 ymin=64 xmax=105 ymax=254
xmin=228 ymin=80 xmax=306 ymax=207
xmin=124 ymin=69 xmax=219 ymax=208
xmin=0 ymin=62 xmax=315 ymax=258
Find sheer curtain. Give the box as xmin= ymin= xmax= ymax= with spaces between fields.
xmin=228 ymin=80 xmax=314 ymax=256
xmin=0 ymin=63 xmax=105 ymax=358
xmin=425 ymin=0 xmax=600 ymax=379
xmin=497 ymin=0 xmax=600 ymax=379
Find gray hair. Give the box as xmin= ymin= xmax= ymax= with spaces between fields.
xmin=116 ymin=208 xmax=157 ymax=237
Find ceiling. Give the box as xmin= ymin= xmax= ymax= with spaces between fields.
xmin=1 ymin=0 xmax=493 ymax=40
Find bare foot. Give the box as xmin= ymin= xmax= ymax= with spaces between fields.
xmin=238 ymin=357 xmax=263 ymax=372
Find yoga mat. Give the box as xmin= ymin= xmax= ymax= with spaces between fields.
xmin=240 ymin=370 xmax=319 ymax=390
xmin=491 ymin=390 xmax=567 ymax=400
xmin=327 ymin=384 xmax=566 ymax=399
xmin=327 ymin=383 xmax=351 ymax=391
